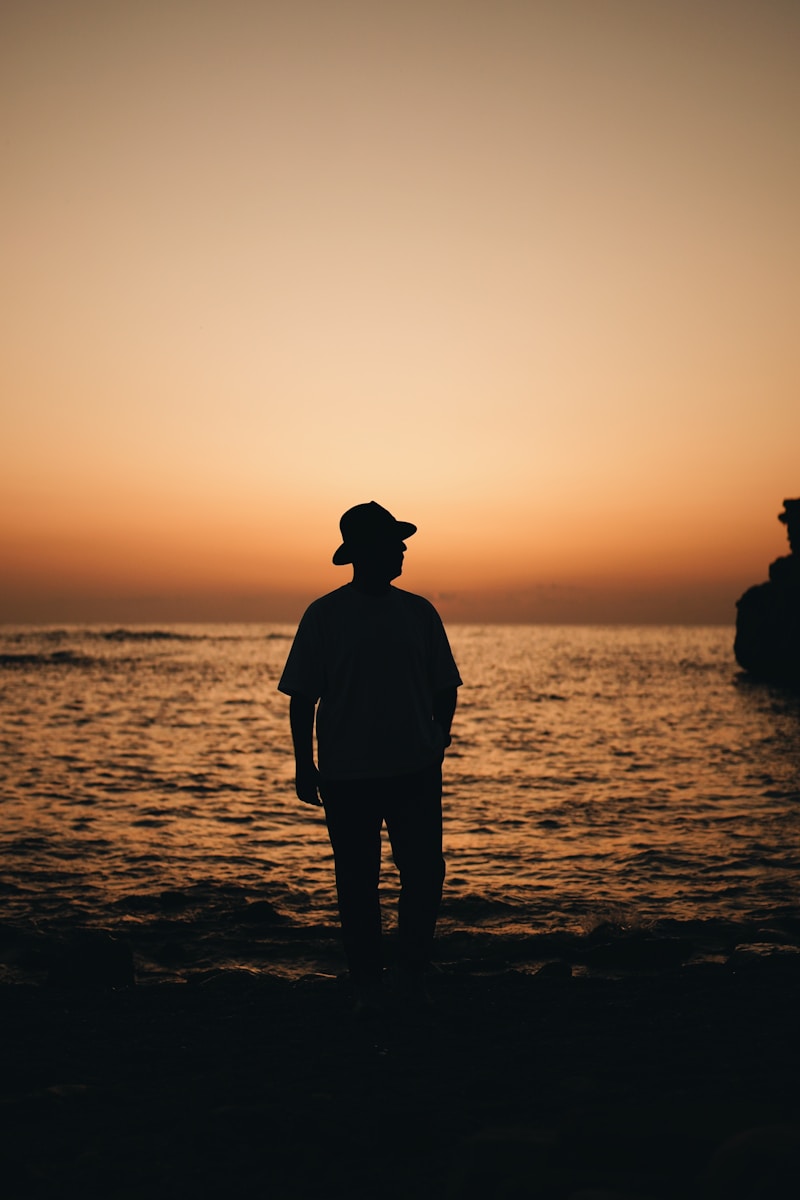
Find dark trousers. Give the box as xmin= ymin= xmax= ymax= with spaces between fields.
xmin=320 ymin=763 xmax=445 ymax=983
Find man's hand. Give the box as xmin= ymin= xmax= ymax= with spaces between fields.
xmin=295 ymin=762 xmax=322 ymax=807
xmin=433 ymin=686 xmax=457 ymax=760
xmin=289 ymin=695 xmax=322 ymax=806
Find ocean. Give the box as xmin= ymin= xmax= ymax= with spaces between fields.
xmin=2 ymin=623 xmax=799 ymax=982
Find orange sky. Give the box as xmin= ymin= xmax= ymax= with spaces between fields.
xmin=2 ymin=0 xmax=798 ymax=624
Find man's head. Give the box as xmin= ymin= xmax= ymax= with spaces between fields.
xmin=332 ymin=502 xmax=416 ymax=568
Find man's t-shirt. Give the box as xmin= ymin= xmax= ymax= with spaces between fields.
xmin=278 ymin=584 xmax=462 ymax=780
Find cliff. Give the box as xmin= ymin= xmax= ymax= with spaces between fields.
xmin=734 ymin=498 xmax=800 ymax=685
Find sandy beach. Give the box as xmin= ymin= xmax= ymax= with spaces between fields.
xmin=3 ymin=936 xmax=800 ymax=1200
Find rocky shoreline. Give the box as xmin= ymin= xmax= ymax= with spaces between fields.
xmin=3 ymin=932 xmax=800 ymax=1198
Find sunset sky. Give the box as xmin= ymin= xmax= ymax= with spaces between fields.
xmin=3 ymin=0 xmax=798 ymax=625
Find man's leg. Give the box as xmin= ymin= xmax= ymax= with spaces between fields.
xmin=321 ymin=779 xmax=385 ymax=986
xmin=384 ymin=763 xmax=445 ymax=977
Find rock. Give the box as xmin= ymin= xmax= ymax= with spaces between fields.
xmin=231 ymin=900 xmax=289 ymax=925
xmin=151 ymin=939 xmax=189 ymax=965
xmin=701 ymin=1123 xmax=800 ymax=1198
xmin=735 ymin=498 xmax=800 ymax=685
xmin=583 ymin=935 xmax=692 ymax=970
xmin=535 ymin=959 xmax=573 ymax=980
xmin=159 ymin=889 xmax=192 ymax=910
xmin=189 ymin=967 xmax=263 ymax=990
xmin=47 ymin=931 xmax=135 ymax=989
xmin=755 ymin=925 xmax=800 ymax=946
xmin=726 ymin=942 xmax=800 ymax=976
xmin=446 ymin=1123 xmax=561 ymax=1199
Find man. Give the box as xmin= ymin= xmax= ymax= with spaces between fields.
xmin=278 ymin=501 xmax=461 ymax=1013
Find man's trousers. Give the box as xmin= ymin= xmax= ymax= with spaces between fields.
xmin=320 ymin=763 xmax=445 ymax=983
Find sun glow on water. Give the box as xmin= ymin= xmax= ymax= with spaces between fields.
xmin=2 ymin=623 xmax=798 ymax=980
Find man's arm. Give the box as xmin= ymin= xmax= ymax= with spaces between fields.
xmin=289 ymin=694 xmax=322 ymax=807
xmin=432 ymin=686 xmax=458 ymax=749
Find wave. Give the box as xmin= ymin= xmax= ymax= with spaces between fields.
xmin=95 ymin=628 xmax=293 ymax=643
xmin=0 ymin=651 xmax=96 ymax=668
xmin=96 ymin=628 xmax=196 ymax=642
xmin=91 ymin=628 xmax=292 ymax=642
xmin=0 ymin=628 xmax=294 ymax=660
xmin=4 ymin=899 xmax=799 ymax=986
xmin=0 ymin=628 xmax=193 ymax=645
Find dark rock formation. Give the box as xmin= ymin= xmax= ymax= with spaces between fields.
xmin=735 ymin=499 xmax=800 ymax=685
xmin=47 ymin=931 xmax=135 ymax=989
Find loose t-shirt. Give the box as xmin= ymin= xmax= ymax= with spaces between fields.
xmin=278 ymin=584 xmax=462 ymax=780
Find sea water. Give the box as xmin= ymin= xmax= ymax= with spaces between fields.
xmin=2 ymin=624 xmax=799 ymax=978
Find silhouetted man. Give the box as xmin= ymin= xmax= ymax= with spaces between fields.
xmin=278 ymin=501 xmax=461 ymax=1014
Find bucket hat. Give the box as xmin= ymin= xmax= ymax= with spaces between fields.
xmin=332 ymin=501 xmax=417 ymax=565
